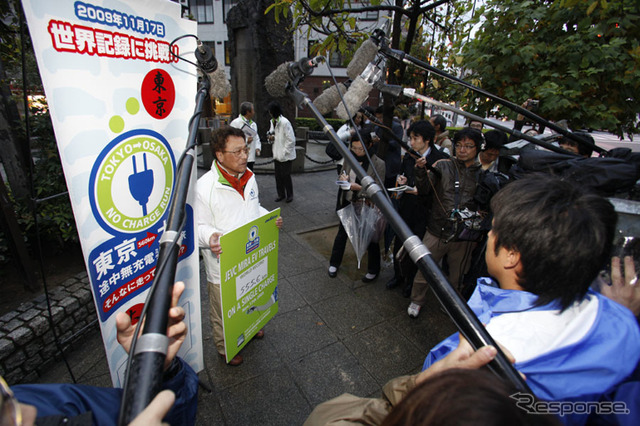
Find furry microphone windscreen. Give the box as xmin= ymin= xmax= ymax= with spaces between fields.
xmin=346 ymin=39 xmax=379 ymax=80
xmin=264 ymin=62 xmax=291 ymax=98
xmin=313 ymin=83 xmax=348 ymax=115
xmin=335 ymin=77 xmax=372 ymax=120
xmin=208 ymin=67 xmax=231 ymax=99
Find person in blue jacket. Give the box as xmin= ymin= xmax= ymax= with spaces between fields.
xmin=423 ymin=175 xmax=640 ymax=425
xmin=590 ymin=255 xmax=640 ymax=426
xmin=5 ymin=281 xmax=198 ymax=426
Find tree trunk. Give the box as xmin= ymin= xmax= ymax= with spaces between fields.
xmin=227 ymin=0 xmax=295 ymax=157
xmin=377 ymin=0 xmax=405 ymax=160
xmin=0 ymin=56 xmax=31 ymax=203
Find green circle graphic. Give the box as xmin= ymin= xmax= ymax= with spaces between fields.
xmin=126 ymin=97 xmax=140 ymax=115
xmin=95 ymin=135 xmax=174 ymax=233
xmin=109 ymin=115 xmax=125 ymax=133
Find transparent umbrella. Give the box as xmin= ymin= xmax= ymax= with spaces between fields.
xmin=337 ymin=200 xmax=386 ymax=269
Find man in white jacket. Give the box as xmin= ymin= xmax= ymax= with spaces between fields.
xmin=229 ymin=101 xmax=261 ymax=171
xmin=197 ymin=126 xmax=282 ymax=366
xmin=267 ymin=101 xmax=296 ymax=203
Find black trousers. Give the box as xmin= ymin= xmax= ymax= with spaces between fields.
xmin=392 ymin=194 xmax=427 ymax=283
xmin=329 ymin=222 xmax=381 ymax=275
xmin=274 ymin=160 xmax=293 ymax=199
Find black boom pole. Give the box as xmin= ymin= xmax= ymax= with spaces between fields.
xmin=118 ymin=69 xmax=209 ymax=425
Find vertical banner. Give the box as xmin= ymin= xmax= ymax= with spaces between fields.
xmin=21 ymin=0 xmax=203 ymax=385
xmin=219 ymin=209 xmax=280 ymax=361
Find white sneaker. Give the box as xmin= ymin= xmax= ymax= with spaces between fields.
xmin=407 ymin=303 xmax=421 ymax=318
xmin=328 ymin=266 xmax=338 ymax=278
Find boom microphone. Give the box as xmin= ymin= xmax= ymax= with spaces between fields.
xmin=313 ymin=82 xmax=349 ymax=115
xmin=335 ymin=61 xmax=383 ymax=120
xmin=374 ymin=81 xmax=403 ymax=98
xmin=346 ymin=39 xmax=379 ymax=80
xmin=265 ymin=57 xmax=322 ymax=97
xmin=207 ymin=68 xmax=231 ymax=99
xmin=195 ymin=41 xmax=231 ymax=99
xmin=264 ymin=62 xmax=290 ymax=98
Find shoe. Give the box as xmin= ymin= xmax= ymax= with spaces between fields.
xmin=274 ymin=196 xmax=285 ymax=202
xmin=328 ymin=266 xmax=338 ymax=278
xmin=407 ymin=302 xmax=421 ymax=318
xmin=220 ymin=352 xmax=243 ymax=366
xmin=386 ymin=277 xmax=403 ymax=289
xmin=402 ymin=284 xmax=412 ymax=298
xmin=362 ymin=273 xmax=378 ymax=283
xmin=255 ymin=329 xmax=265 ymax=339
xmin=286 ymin=196 xmax=293 ymax=203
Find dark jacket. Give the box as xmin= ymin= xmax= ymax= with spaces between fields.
xmin=13 ymin=358 xmax=198 ymax=426
xmin=398 ymin=147 xmax=449 ymax=235
xmin=375 ymin=119 xmax=404 ymax=182
xmin=415 ymin=156 xmax=482 ymax=239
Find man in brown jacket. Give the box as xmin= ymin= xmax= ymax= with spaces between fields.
xmin=303 ymin=337 xmax=510 ymax=425
xmin=407 ymin=127 xmax=485 ymax=318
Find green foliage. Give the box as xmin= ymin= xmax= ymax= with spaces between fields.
xmin=27 ymin=105 xmax=78 ymax=246
xmin=0 ymin=1 xmax=77 ymax=264
xmin=0 ymin=0 xmax=42 ymax=93
xmin=9 ymin=104 xmax=79 ymax=257
xmin=267 ymin=1 xmax=478 ymax=106
xmin=268 ymin=0 xmax=384 ymax=66
xmin=414 ymin=2 xmax=479 ymax=105
xmin=461 ymin=0 xmax=640 ymax=137
xmin=295 ymin=117 xmax=343 ymax=131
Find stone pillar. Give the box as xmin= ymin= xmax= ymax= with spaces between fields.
xmin=227 ymin=0 xmax=296 ymax=158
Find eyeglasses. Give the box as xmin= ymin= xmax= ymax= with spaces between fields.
xmin=456 ymin=144 xmax=476 ymax=150
xmin=223 ymin=146 xmax=250 ymax=157
xmin=1 ymin=376 xmax=21 ymax=426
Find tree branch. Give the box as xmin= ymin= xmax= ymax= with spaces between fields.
xmin=298 ymin=0 xmax=356 ymax=41
xmin=298 ymin=0 xmax=408 ymax=17
xmin=419 ymin=0 xmax=451 ymax=14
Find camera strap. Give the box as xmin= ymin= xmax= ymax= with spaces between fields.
xmin=452 ymin=162 xmax=462 ymax=215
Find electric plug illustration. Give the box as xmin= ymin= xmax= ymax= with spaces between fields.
xmin=128 ymin=153 xmax=154 ymax=216
xmin=245 ymin=287 xmax=278 ymax=314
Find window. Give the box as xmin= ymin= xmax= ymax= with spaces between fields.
xmin=189 ymin=0 xmax=213 ymax=23
xmin=363 ymin=9 xmax=378 ymax=20
xmin=328 ymin=50 xmax=345 ymax=68
xmin=360 ymin=1 xmax=378 ymax=21
xmin=224 ymin=41 xmax=230 ymax=66
xmin=222 ymin=0 xmax=238 ymax=22
xmin=203 ymin=41 xmax=215 ymax=57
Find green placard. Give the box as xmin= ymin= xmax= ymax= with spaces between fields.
xmin=219 ymin=208 xmax=281 ymax=361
